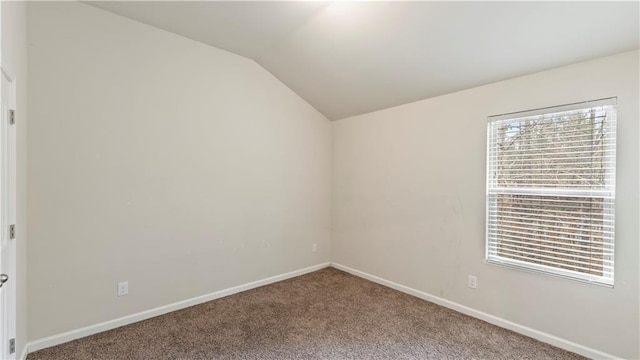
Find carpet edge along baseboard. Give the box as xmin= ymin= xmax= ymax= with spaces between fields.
xmin=24 ymin=262 xmax=616 ymax=360
xmin=330 ymin=263 xmax=617 ymax=360
xmin=24 ymin=262 xmax=332 ymax=357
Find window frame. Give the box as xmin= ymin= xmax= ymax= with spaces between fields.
xmin=485 ymin=98 xmax=617 ymax=287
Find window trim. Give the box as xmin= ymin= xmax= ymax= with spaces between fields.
xmin=485 ymin=97 xmax=617 ymax=287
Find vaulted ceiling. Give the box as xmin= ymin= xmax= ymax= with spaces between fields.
xmin=89 ymin=1 xmax=639 ymax=120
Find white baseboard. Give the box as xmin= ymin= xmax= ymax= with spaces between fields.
xmin=330 ymin=262 xmax=617 ymax=360
xmin=22 ymin=261 xmax=619 ymax=359
xmin=25 ymin=262 xmax=331 ymax=355
xmin=19 ymin=344 xmax=28 ymax=360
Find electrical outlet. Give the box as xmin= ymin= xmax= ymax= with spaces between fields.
xmin=118 ymin=281 xmax=129 ymax=296
xmin=468 ymin=275 xmax=477 ymax=289
xmin=312 ymin=243 xmax=318 ymax=252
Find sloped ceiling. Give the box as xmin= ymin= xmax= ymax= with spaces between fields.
xmin=89 ymin=1 xmax=640 ymax=120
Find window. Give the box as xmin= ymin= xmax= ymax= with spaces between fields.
xmin=486 ymin=98 xmax=616 ymax=286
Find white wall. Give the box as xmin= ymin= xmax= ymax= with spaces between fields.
xmin=27 ymin=2 xmax=331 ymax=341
xmin=332 ymin=50 xmax=639 ymax=358
xmin=1 ymin=1 xmax=28 ymax=357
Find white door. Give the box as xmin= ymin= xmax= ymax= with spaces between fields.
xmin=0 ymin=68 xmax=16 ymax=360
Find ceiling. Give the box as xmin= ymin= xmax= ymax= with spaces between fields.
xmin=88 ymin=1 xmax=639 ymax=120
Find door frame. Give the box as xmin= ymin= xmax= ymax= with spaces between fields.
xmin=0 ymin=65 xmax=17 ymax=360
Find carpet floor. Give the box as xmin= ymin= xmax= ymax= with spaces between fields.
xmin=27 ymin=267 xmax=585 ymax=360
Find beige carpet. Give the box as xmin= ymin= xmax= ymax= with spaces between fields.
xmin=28 ymin=268 xmax=585 ymax=360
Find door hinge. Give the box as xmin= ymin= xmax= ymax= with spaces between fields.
xmin=9 ymin=224 xmax=15 ymax=239
xmin=9 ymin=338 xmax=15 ymax=354
xmin=9 ymin=109 xmax=15 ymax=125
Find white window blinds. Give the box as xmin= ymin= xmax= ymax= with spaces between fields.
xmin=486 ymin=98 xmax=616 ymax=286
